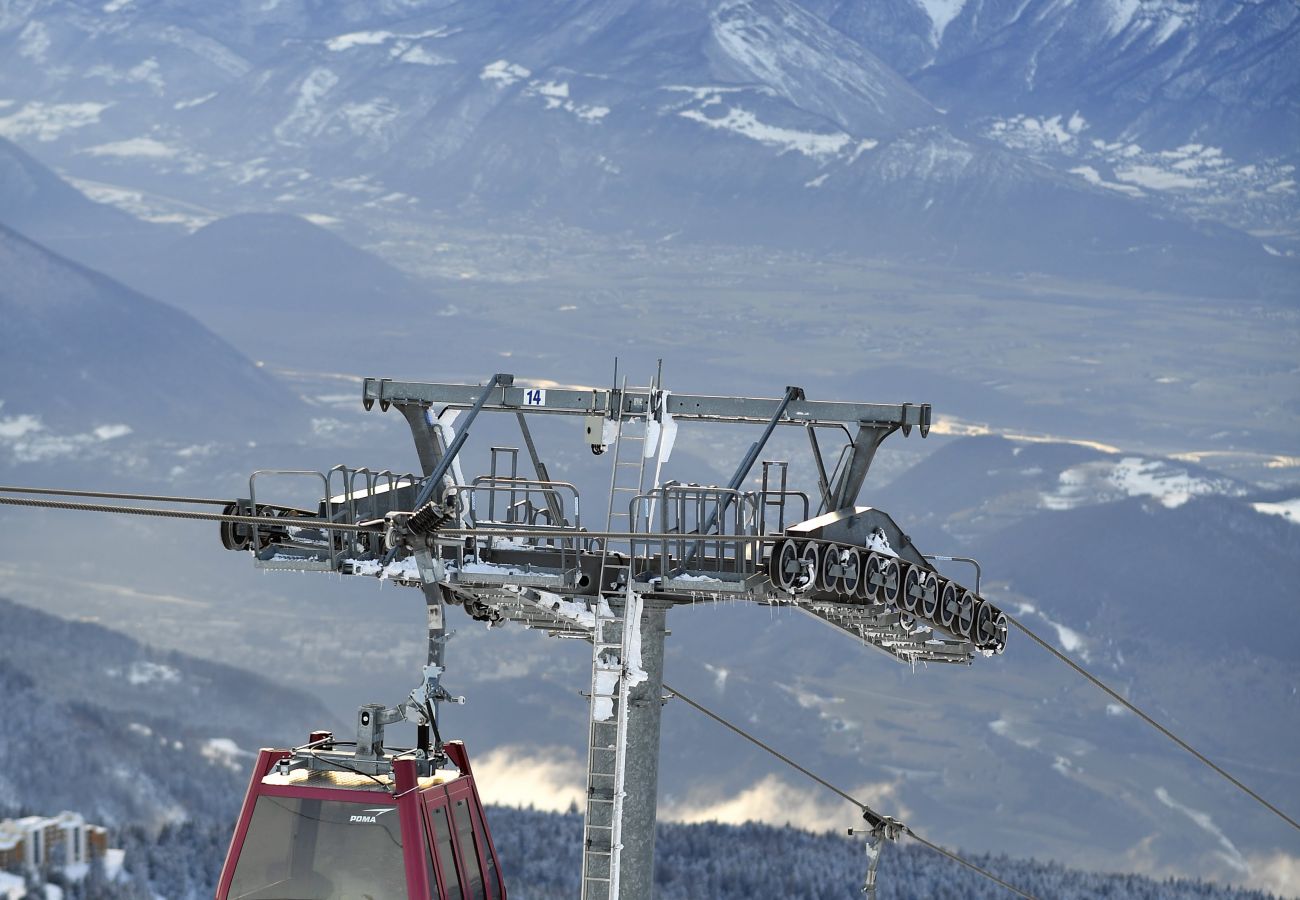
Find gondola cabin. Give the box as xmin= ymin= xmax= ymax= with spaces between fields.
xmin=217 ymin=733 xmax=505 ymax=900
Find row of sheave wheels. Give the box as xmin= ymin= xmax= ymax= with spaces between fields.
xmin=766 ymin=538 xmax=1007 ymax=653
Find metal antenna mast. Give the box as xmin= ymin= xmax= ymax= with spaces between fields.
xmin=193 ymin=369 xmax=1006 ymax=900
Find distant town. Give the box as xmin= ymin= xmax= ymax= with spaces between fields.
xmin=0 ymin=813 xmax=123 ymax=899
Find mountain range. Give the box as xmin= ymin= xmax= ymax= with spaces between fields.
xmin=0 ymin=0 xmax=1294 ymax=293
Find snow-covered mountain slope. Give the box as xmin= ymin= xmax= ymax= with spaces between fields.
xmin=0 ymin=135 xmax=171 ymax=272
xmin=802 ymin=0 xmax=1300 ymax=250
xmin=120 ymin=211 xmax=451 ymax=358
xmin=0 ymin=222 xmax=305 ymax=441
xmin=0 ymin=0 xmax=1292 ymax=291
xmin=0 ymin=595 xmax=335 ymax=825
xmin=813 ymin=0 xmax=1299 ymax=157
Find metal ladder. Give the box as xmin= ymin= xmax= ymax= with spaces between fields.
xmin=597 ymin=372 xmax=656 ymax=593
xmin=582 ymin=370 xmax=658 ymax=900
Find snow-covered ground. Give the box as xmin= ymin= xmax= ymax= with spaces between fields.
xmin=1040 ymin=456 xmax=1244 ymax=510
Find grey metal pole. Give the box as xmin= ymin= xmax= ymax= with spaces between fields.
xmin=617 ymin=598 xmax=669 ymax=900
xmin=414 ymin=374 xmax=513 ymax=508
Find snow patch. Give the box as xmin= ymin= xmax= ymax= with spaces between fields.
xmin=103 ymin=849 xmax=125 ymax=881
xmin=1015 ymin=603 xmax=1084 ymax=654
xmin=202 ymin=737 xmax=254 ymax=772
xmin=302 ymin=212 xmax=341 ymax=226
xmin=18 ymin=21 xmax=51 ymax=62
xmin=326 ymin=27 xmax=451 ymax=52
xmin=987 ymin=113 xmax=1083 ymax=153
xmin=336 ymin=99 xmax=400 ymax=137
xmin=704 ymin=663 xmax=729 ymax=691
xmin=916 ymin=0 xmax=968 ymax=42
xmin=326 ymin=31 xmax=393 ymax=51
xmin=864 ymin=530 xmax=898 ymax=558
xmin=679 ymin=106 xmax=852 ymax=160
xmin=1070 ymin=165 xmax=1145 ymax=197
xmin=63 ymin=177 xmax=215 ymax=230
xmin=481 ymin=60 xmax=531 ymax=87
xmin=0 ymin=413 xmax=41 ymax=439
xmin=275 ymin=68 xmax=339 ymax=144
xmin=0 ymin=102 xmax=110 ymax=141
xmin=93 ymin=424 xmax=132 ymax=440
xmin=1106 ymin=0 xmax=1141 ymax=34
xmin=527 ymin=589 xmax=610 ymax=632
xmin=1114 ymin=163 xmax=1204 ymax=190
xmin=347 ymin=556 xmax=422 ymax=582
xmin=83 ymin=137 xmax=178 ymax=159
xmin=523 ymin=79 xmax=609 ymax=122
xmin=1155 ymin=787 xmax=1249 ymax=874
xmin=1041 ymin=457 xmax=1241 ymax=511
xmin=173 ymin=92 xmax=216 ymax=110
xmin=1152 ymin=14 xmax=1185 ymax=45
xmin=989 ymin=717 xmax=1040 ymax=749
xmin=112 ymin=660 xmax=180 ymax=686
xmin=0 ymin=414 xmax=135 ymax=463
xmin=86 ymin=58 xmax=164 ymax=92
xmin=1252 ymin=498 xmax=1300 ymax=524
xmin=397 ymin=46 xmax=452 ymax=66
xmin=0 ymin=872 xmax=24 ymax=900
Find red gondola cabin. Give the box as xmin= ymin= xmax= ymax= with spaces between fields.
xmin=217 ymin=735 xmax=506 ymax=900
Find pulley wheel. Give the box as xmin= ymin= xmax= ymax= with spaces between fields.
xmin=839 ymin=547 xmax=862 ymax=597
xmin=797 ymin=541 xmax=820 ymax=593
xmin=219 ymin=502 xmax=249 ymax=552
xmin=880 ymin=558 xmax=901 ymax=606
xmin=818 ymin=543 xmax=841 ymax=592
xmin=770 ymin=539 xmax=801 ymax=593
xmin=956 ymin=591 xmax=978 ymax=638
xmin=973 ymin=600 xmax=996 ymax=648
xmin=920 ymin=573 xmax=940 ymax=620
xmin=860 ymin=552 xmax=884 ymax=602
xmin=938 ymin=581 xmax=960 ymax=630
xmin=989 ymin=611 xmax=1009 ymax=653
xmin=900 ymin=564 xmax=921 ymax=612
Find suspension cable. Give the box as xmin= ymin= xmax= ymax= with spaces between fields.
xmin=663 ymin=681 xmax=1037 ymax=899
xmin=2 ymin=489 xmax=1293 ymax=835
xmin=0 ymin=495 xmax=371 ymax=531
xmin=0 ymin=485 xmax=233 ymax=505
xmin=1007 ymin=615 xmax=1300 ymax=833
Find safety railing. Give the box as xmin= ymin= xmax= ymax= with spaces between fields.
xmin=629 ymin=482 xmax=761 ymax=585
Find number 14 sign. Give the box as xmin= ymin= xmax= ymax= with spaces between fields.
xmin=523 ymin=388 xmax=546 ymax=407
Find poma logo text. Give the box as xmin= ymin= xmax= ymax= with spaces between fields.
xmin=350 ymin=808 xmax=395 ymax=824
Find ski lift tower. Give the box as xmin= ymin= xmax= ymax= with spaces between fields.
xmin=220 ymin=366 xmax=1009 ymax=900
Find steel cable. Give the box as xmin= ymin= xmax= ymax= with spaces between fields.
xmin=664 ymin=681 xmax=1037 ymax=899
xmin=0 ymin=485 xmax=234 ymax=505
xmin=0 ymin=495 xmax=371 ymax=531
xmin=1008 ymin=615 xmax=1300 ymax=833
xmin=1 ymin=491 xmax=1293 ymax=837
